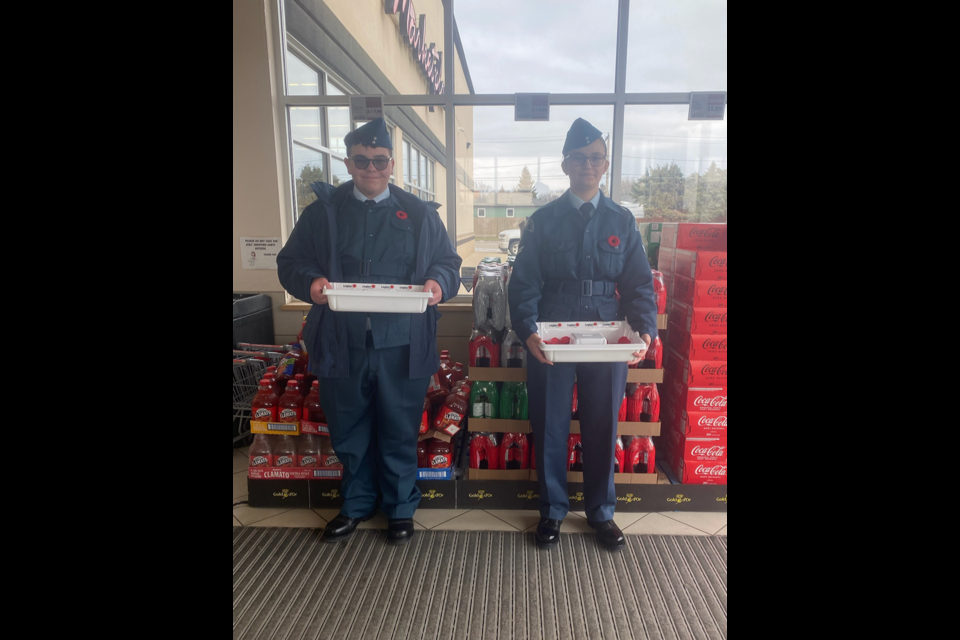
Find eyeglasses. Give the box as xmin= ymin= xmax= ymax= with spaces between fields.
xmin=350 ymin=156 xmax=391 ymax=170
xmin=565 ymin=153 xmax=607 ymax=167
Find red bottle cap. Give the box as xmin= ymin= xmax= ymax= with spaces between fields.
xmin=313 ymin=380 xmax=319 ymax=388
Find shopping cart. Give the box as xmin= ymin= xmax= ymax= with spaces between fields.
xmin=232 ymin=345 xmax=289 ymax=446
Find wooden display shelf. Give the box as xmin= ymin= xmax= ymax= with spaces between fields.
xmin=467 ymin=419 xmax=660 ymax=436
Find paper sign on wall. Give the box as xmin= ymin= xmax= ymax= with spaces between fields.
xmin=350 ymin=95 xmax=384 ymax=124
xmin=515 ymin=94 xmax=550 ymax=121
xmin=241 ymin=237 xmax=280 ymax=270
xmin=688 ymin=92 xmax=727 ymax=121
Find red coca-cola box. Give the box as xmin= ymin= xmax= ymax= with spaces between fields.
xmin=664 ymin=425 xmax=727 ymax=463
xmin=666 ymin=321 xmax=727 ymax=361
xmin=674 ymin=458 xmax=727 ymax=485
xmin=673 ymin=249 xmax=727 ymax=281
xmin=672 ymin=274 xmax=727 ymax=308
xmin=664 ymin=347 xmax=727 ymax=387
xmin=660 ymin=223 xmax=728 ymax=251
xmin=668 ymin=300 xmax=727 ymax=335
xmin=662 ymin=377 xmax=727 ymax=415
xmin=676 ymin=408 xmax=727 ymax=438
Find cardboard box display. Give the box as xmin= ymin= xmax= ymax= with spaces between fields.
xmin=663 ymin=377 xmax=727 ymax=414
xmin=672 ymin=274 xmax=727 ymax=308
xmin=248 ymin=466 xmax=342 ymax=480
xmin=674 ymin=408 xmax=727 ymax=438
xmin=666 ymin=322 xmax=727 ymax=361
xmin=660 ymin=223 xmax=728 ymax=251
xmin=663 ymin=426 xmax=727 ymax=463
xmin=668 ymin=300 xmax=727 ymax=335
xmin=467 ymin=468 xmax=531 ymax=481
xmin=247 ymin=478 xmax=310 ymax=508
xmin=673 ymin=249 xmax=727 ymax=281
xmin=674 ymin=458 xmax=727 ymax=485
xmin=307 ymin=479 xmax=456 ymax=509
xmin=664 ymin=348 xmax=727 ymax=388
xmin=657 ymin=246 xmax=676 ymax=276
xmin=250 ymin=420 xmax=300 ymax=436
xmin=529 ymin=470 xmax=658 ymax=485
xmin=466 ymin=368 xmax=663 ymax=384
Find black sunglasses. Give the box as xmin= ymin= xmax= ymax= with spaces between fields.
xmin=350 ymin=156 xmax=391 ymax=170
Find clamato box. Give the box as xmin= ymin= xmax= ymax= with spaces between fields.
xmin=668 ymin=300 xmax=727 ymax=335
xmin=673 ymin=249 xmax=727 ymax=281
xmin=664 ymin=348 xmax=727 ymax=387
xmin=660 ymin=223 xmax=728 ymax=251
xmin=672 ymin=274 xmax=727 ymax=308
xmin=666 ymin=321 xmax=727 ymax=361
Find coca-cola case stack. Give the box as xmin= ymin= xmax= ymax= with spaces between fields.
xmin=656 ymin=223 xmax=727 ymax=485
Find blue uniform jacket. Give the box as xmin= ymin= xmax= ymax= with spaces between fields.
xmin=507 ymin=190 xmax=659 ymax=344
xmin=277 ymin=181 xmax=462 ymax=379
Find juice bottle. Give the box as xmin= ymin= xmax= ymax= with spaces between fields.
xmin=419 ymin=397 xmax=430 ymax=435
xmin=251 ymin=379 xmax=279 ymax=423
xmin=433 ymin=384 xmax=469 ymax=436
xmin=272 ymin=434 xmax=297 ymax=467
xmin=427 ymin=438 xmax=453 ymax=468
xmin=469 ymin=380 xmax=499 ymax=419
xmin=297 ymin=433 xmax=319 ymax=467
xmin=417 ymin=440 xmax=429 ymax=468
xmin=450 ymin=361 xmax=465 ymax=384
xmin=249 ymin=433 xmax=273 ymax=467
xmin=438 ymin=354 xmax=454 ymax=391
xmin=320 ymin=439 xmax=342 ymax=468
xmin=294 ymin=373 xmax=310 ymax=398
xmin=278 ymin=380 xmax=303 ymax=427
xmin=302 ymin=380 xmax=329 ymax=436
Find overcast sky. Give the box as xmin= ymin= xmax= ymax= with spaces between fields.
xmin=453 ymin=0 xmax=727 ymax=199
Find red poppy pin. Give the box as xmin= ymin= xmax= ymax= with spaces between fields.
xmin=608 ymin=235 xmax=620 ymax=247
xmin=396 ymin=211 xmax=408 ymax=220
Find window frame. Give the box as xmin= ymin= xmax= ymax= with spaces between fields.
xmin=506 ymin=208 xmax=515 ymax=218
xmin=477 ymin=208 xmax=485 ymax=217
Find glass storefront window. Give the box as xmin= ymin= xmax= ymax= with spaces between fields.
xmin=621 ymin=105 xmax=727 ymax=222
xmin=290 ymin=107 xmax=323 ymax=147
xmin=286 ymin=53 xmax=320 ymax=96
xmin=292 ymin=146 xmax=324 ymax=219
xmin=454 ymin=0 xmax=618 ymax=93
xmin=626 ymin=0 xmax=727 ymax=92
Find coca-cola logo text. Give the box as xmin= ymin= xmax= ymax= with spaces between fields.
xmin=687 ymin=227 xmax=722 ymax=239
xmin=693 ymin=395 xmax=727 ymax=408
xmin=708 ymin=256 xmax=727 ymax=267
xmin=701 ymin=338 xmax=727 ymax=350
xmin=707 ymin=284 xmax=727 ymax=295
xmin=704 ymin=311 xmax=727 ymax=322
xmin=690 ymin=445 xmax=726 ymax=456
xmin=700 ymin=364 xmax=727 ymax=376
xmin=695 ymin=464 xmax=727 ymax=476
xmin=697 ymin=415 xmax=727 ymax=427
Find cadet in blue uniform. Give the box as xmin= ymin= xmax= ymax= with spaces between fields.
xmin=507 ymin=118 xmax=659 ymax=550
xmin=277 ymin=117 xmax=462 ymax=545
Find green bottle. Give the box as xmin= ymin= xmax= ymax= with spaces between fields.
xmin=499 ymin=382 xmax=529 ymax=420
xmin=470 ymin=381 xmax=499 ymax=419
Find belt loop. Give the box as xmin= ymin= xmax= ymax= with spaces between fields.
xmin=581 ymin=280 xmax=593 ymax=296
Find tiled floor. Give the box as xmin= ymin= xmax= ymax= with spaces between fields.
xmin=233 ymin=446 xmax=727 ymax=537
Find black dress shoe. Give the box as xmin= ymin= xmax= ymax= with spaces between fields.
xmin=588 ymin=519 xmax=625 ymax=550
xmin=387 ymin=518 xmax=415 ymax=545
xmin=535 ymin=518 xmax=562 ymax=548
xmin=322 ymin=510 xmax=376 ymax=543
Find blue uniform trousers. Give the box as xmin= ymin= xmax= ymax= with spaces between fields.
xmin=319 ymin=332 xmax=431 ymax=519
xmin=527 ymin=355 xmax=628 ymax=522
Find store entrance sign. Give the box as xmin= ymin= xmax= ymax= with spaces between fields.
xmin=241 ymin=237 xmax=280 ymax=270
xmin=688 ymin=92 xmax=727 ymax=121
xmin=384 ymin=0 xmax=444 ymax=95
xmin=515 ymin=94 xmax=550 ymax=121
xmin=350 ymin=95 xmax=383 ymax=124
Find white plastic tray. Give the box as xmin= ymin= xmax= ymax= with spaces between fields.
xmin=323 ymin=282 xmax=432 ymax=313
xmin=536 ymin=321 xmax=646 ymax=363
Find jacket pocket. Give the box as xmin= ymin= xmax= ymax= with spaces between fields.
xmin=539 ymin=300 xmax=573 ymax=322
xmin=389 ymin=215 xmax=415 ymax=255
xmin=597 ymin=298 xmax=620 ymax=321
xmin=596 ymin=237 xmax=625 ymax=277
xmin=542 ymin=236 xmax=577 ymax=274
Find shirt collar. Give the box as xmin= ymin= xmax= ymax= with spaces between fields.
xmin=568 ymin=189 xmax=602 ymax=212
xmin=353 ymin=186 xmax=391 ymax=204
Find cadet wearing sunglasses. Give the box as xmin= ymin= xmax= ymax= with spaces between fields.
xmin=277 ymin=117 xmax=462 ymax=547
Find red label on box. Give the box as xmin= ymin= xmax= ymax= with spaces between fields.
xmin=678 ymin=409 xmax=727 ymax=438
xmin=664 ymin=348 xmax=727 ymax=387
xmin=299 ymin=420 xmax=330 ymax=436
xmin=666 ymin=322 xmax=727 ymax=361
xmin=660 ymin=223 xmax=728 ymax=251
xmin=665 ymin=425 xmax=727 ymax=462
xmin=676 ymin=458 xmax=727 ymax=484
xmin=674 ymin=249 xmax=726 ymax=280
xmin=664 ymin=378 xmax=727 ymax=413
xmin=668 ymin=301 xmax=727 ymax=334
xmin=672 ymin=274 xmax=727 ymax=308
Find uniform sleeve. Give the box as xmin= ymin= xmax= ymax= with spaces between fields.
xmin=507 ymin=215 xmax=543 ymax=343
xmin=276 ymin=207 xmax=327 ymax=304
xmin=422 ymin=209 xmax=463 ymax=303
xmin=617 ymin=217 xmax=659 ymax=339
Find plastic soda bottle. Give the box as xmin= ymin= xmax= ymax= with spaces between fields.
xmin=296 ymin=433 xmax=319 ymax=467
xmin=249 ymin=433 xmax=273 ymax=467
xmin=427 ymin=438 xmax=453 ymax=468
xmin=302 ymin=380 xmax=329 ymax=436
xmin=278 ymin=380 xmax=303 ymax=427
xmin=251 ymin=379 xmax=279 ymax=423
xmin=271 ymin=434 xmax=297 ymax=467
